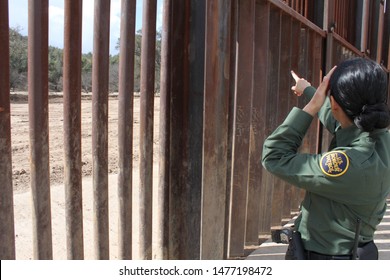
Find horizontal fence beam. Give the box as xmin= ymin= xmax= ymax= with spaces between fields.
xmin=268 ymin=0 xmax=326 ymax=37
xmin=332 ymin=32 xmax=364 ymax=57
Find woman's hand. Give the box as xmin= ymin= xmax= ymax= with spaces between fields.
xmin=303 ymin=66 xmax=337 ymax=117
xmin=291 ymin=71 xmax=311 ymax=96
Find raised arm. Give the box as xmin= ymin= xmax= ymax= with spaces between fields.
xmin=291 ymin=69 xmax=339 ymax=134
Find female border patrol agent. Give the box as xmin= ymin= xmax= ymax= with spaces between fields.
xmin=262 ymin=57 xmax=390 ymax=260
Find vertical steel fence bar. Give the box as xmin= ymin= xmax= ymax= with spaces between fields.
xmin=245 ymin=0 xmax=269 ymax=246
xmin=376 ymin=1 xmax=385 ymax=64
xmin=138 ymin=0 xmax=157 ymax=260
xmin=223 ymin=0 xmax=238 ymax=259
xmin=28 ymin=0 xmax=53 ymax=260
xmin=279 ymin=14 xmax=293 ymax=223
xmin=169 ymin=0 xmax=205 ymax=259
xmin=307 ymin=30 xmax=320 ymax=159
xmin=304 ymin=0 xmax=308 ymax=17
xmin=185 ymin=0 xmax=205 ymax=259
xmin=92 ymin=0 xmax=111 ymax=260
xmin=361 ymin=0 xmax=370 ymax=53
xmin=118 ymin=0 xmax=136 ymax=260
xmin=156 ymin=0 xmax=172 ymax=260
xmin=268 ymin=8 xmax=284 ymax=229
xmin=256 ymin=0 xmax=272 ymax=238
xmin=312 ymin=32 xmax=324 ymax=155
xmin=0 ymin=0 xmax=16 ymax=260
xmin=201 ymin=0 xmax=232 ymax=260
xmin=169 ymin=0 xmax=188 ymax=259
xmin=322 ymin=0 xmax=335 ymax=152
xmin=257 ymin=0 xmax=273 ymax=237
xmin=289 ymin=19 xmax=303 ymax=213
xmin=296 ymin=27 xmax=310 ymax=158
xmin=63 ymin=0 xmax=84 ymax=260
xmin=228 ymin=0 xmax=254 ymax=258
xmin=305 ymin=31 xmax=322 ymax=203
xmin=385 ymin=0 xmax=390 ymax=69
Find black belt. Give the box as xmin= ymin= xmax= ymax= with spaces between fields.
xmin=306 ymin=240 xmax=378 ymax=260
xmin=306 ymin=251 xmax=352 ymax=260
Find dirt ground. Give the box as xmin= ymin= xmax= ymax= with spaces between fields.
xmin=10 ymin=93 xmax=160 ymax=259
xmin=10 ymin=93 xmax=160 ymax=193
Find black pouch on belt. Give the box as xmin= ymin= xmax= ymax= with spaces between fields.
xmin=290 ymin=231 xmax=306 ymax=260
xmin=357 ymin=241 xmax=378 ymax=260
xmin=272 ymin=227 xmax=306 ymax=260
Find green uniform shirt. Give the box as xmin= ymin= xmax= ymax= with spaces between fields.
xmin=262 ymin=86 xmax=390 ymax=255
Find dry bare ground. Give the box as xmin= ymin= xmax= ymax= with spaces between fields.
xmin=10 ymin=93 xmax=160 ymax=259
xmin=11 ymin=93 xmax=160 ymax=193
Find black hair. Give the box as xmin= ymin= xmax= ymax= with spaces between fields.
xmin=329 ymin=57 xmax=390 ymax=132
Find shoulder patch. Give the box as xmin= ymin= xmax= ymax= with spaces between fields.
xmin=320 ymin=151 xmax=350 ymax=177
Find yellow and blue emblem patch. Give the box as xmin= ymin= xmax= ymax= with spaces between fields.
xmin=320 ymin=151 xmax=350 ymax=177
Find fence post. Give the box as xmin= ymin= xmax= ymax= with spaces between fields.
xmin=376 ymin=0 xmax=385 ymax=64
xmin=257 ymin=0 xmax=273 ymax=238
xmin=92 ymin=0 xmax=111 ymax=260
xmin=155 ymin=0 xmax=172 ymax=260
xmin=223 ymin=0 xmax=238 ymax=259
xmin=289 ymin=18 xmax=303 ymax=214
xmin=138 ymin=0 xmax=157 ymax=260
xmin=246 ymin=0 xmax=270 ymax=246
xmin=268 ymin=7 xmax=284 ymax=230
xmin=386 ymin=0 xmax=390 ymax=70
xmin=118 ymin=0 xmax=136 ymax=260
xmin=227 ymin=0 xmax=254 ymax=258
xmin=28 ymin=0 xmax=53 ymax=260
xmin=0 ymin=0 xmax=16 ymax=260
xmin=279 ymin=14 xmax=294 ymax=224
xmin=201 ymin=0 xmax=232 ymax=260
xmin=169 ymin=0 xmax=205 ymax=259
xmin=322 ymin=0 xmax=335 ymax=152
xmin=63 ymin=0 xmax=84 ymax=260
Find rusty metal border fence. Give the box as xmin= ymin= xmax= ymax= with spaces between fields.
xmin=0 ymin=0 xmax=15 ymax=260
xmin=28 ymin=0 xmax=53 ymax=260
xmin=0 ymin=0 xmax=389 ymax=260
xmin=63 ymin=0 xmax=84 ymax=260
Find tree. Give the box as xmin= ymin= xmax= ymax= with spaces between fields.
xmin=48 ymin=46 xmax=63 ymax=91
xmin=154 ymin=29 xmax=161 ymax=92
xmin=109 ymin=59 xmax=119 ymax=93
xmin=81 ymin=53 xmax=93 ymax=93
xmin=9 ymin=27 xmax=28 ymax=91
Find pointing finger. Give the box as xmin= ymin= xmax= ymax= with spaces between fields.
xmin=291 ymin=70 xmax=300 ymax=82
xmin=317 ymin=66 xmax=337 ymax=93
xmin=325 ymin=66 xmax=337 ymax=79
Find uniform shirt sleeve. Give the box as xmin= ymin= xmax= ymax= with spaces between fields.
xmin=262 ymin=107 xmax=365 ymax=205
xmin=303 ymin=86 xmax=338 ymax=134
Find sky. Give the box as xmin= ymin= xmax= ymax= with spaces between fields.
xmin=8 ymin=0 xmax=163 ymax=55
